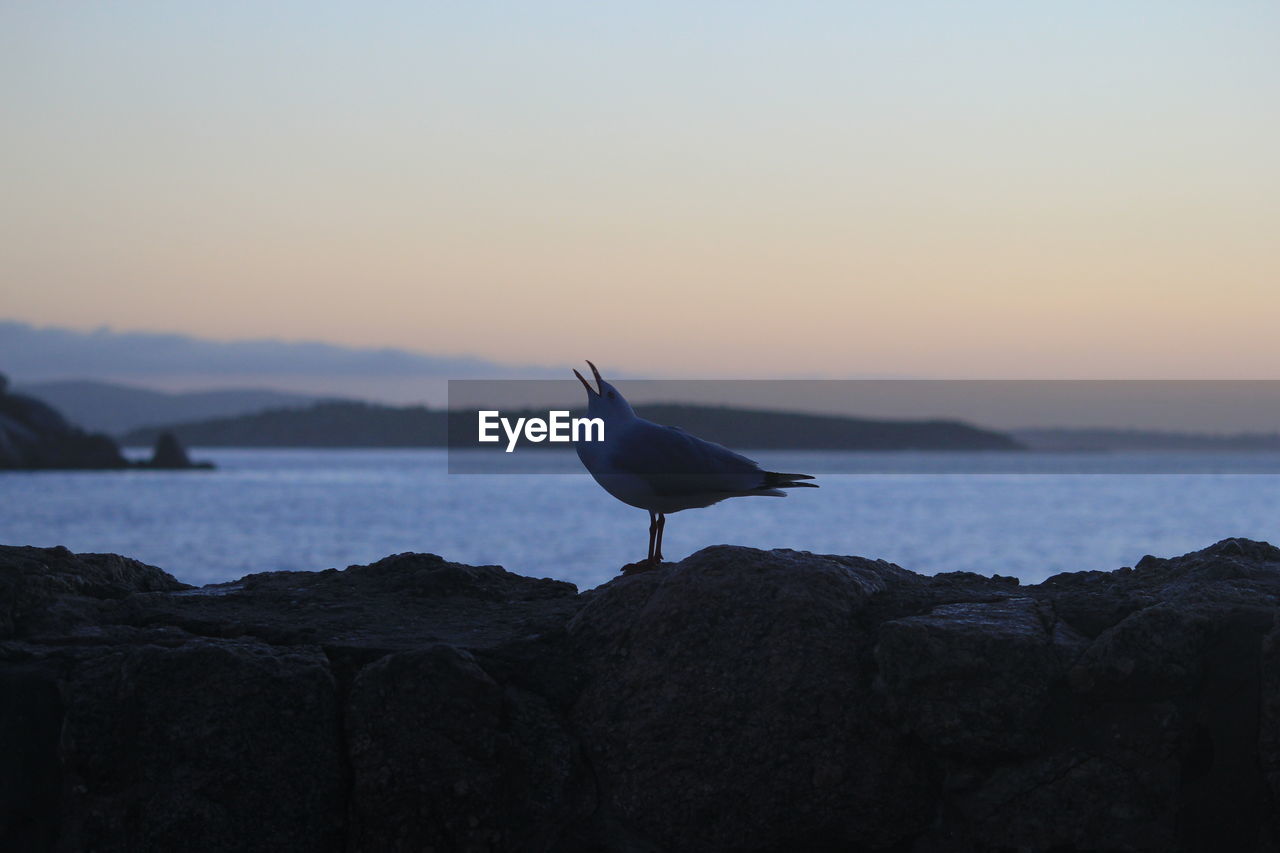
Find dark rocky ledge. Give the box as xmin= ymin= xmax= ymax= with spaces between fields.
xmin=3 ymin=539 xmax=1279 ymax=852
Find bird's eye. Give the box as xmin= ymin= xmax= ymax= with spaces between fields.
xmin=608 ymin=391 xmax=616 ymax=399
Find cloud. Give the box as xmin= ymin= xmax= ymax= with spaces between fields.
xmin=0 ymin=320 xmax=558 ymax=383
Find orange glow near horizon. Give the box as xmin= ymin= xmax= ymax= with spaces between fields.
xmin=2 ymin=2 xmax=1277 ymax=379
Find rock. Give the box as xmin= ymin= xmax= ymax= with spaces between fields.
xmin=875 ymin=597 xmax=1064 ymax=757
xmin=0 ymin=374 xmax=128 ymax=469
xmin=1069 ymin=602 xmax=1214 ymax=698
xmin=1262 ymin=617 xmax=1280 ymax=814
xmin=0 ymin=545 xmax=189 ymax=640
xmin=141 ymin=431 xmax=213 ymax=469
xmin=2 ymin=539 xmax=1279 ymax=851
xmin=0 ymin=663 xmax=63 ymax=852
xmin=568 ymin=547 xmax=931 ymax=851
xmin=58 ymin=641 xmax=345 ymax=852
xmin=346 ymin=645 xmax=585 ymax=852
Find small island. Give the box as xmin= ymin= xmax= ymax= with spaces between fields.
xmin=0 ymin=374 xmax=211 ymax=470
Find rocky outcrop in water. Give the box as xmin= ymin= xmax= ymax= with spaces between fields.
xmin=137 ymin=431 xmax=213 ymax=469
xmin=0 ymin=375 xmax=212 ymax=470
xmin=2 ymin=539 xmax=1279 ymax=851
xmin=0 ymin=373 xmax=127 ymax=469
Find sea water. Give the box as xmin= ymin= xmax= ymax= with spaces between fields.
xmin=3 ymin=448 xmax=1278 ymax=590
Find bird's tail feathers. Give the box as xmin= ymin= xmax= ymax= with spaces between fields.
xmin=762 ymin=471 xmax=819 ymax=490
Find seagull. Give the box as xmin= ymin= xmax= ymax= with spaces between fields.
xmin=573 ymin=360 xmax=817 ymax=570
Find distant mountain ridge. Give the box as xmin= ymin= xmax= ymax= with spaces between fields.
xmin=0 ymin=372 xmax=211 ymax=469
xmin=121 ymin=400 xmax=1024 ymax=451
xmin=15 ymin=380 xmax=328 ymax=436
xmin=627 ymin=404 xmax=1022 ymax=451
xmin=123 ymin=401 xmax=442 ymax=448
xmin=1014 ymin=427 xmax=1280 ymax=451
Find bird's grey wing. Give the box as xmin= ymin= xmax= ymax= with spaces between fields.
xmin=607 ymin=419 xmax=766 ymax=496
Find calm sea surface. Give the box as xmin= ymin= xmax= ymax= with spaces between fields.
xmin=4 ymin=448 xmax=1279 ymax=590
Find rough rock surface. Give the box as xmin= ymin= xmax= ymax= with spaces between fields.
xmin=2 ymin=538 xmax=1279 ymax=851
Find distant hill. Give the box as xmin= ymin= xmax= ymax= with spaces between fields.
xmin=123 ymin=401 xmax=443 ymax=447
xmin=635 ymin=404 xmax=1022 ymax=451
xmin=122 ymin=400 xmax=1024 ymax=450
xmin=0 ymin=374 xmax=127 ymax=469
xmin=0 ymin=372 xmax=210 ymax=469
xmin=1014 ymin=428 xmax=1280 ymax=451
xmin=16 ymin=380 xmax=326 ymax=436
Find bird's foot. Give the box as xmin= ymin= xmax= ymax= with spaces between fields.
xmin=620 ymin=558 xmax=662 ymax=575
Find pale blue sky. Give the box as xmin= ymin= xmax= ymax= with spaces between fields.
xmin=3 ymin=1 xmax=1277 ymax=377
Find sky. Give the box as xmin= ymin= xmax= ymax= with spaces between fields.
xmin=2 ymin=1 xmax=1278 ymax=379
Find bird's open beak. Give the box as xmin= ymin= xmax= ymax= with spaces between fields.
xmin=574 ymin=361 xmax=602 ymax=396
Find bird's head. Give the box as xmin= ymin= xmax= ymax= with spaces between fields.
xmin=574 ymin=360 xmax=635 ymax=419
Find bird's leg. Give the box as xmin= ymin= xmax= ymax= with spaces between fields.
xmin=621 ymin=512 xmax=664 ymax=575
xmin=647 ymin=511 xmax=658 ymax=563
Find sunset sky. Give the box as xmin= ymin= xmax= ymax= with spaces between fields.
xmin=3 ymin=1 xmax=1277 ymax=378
